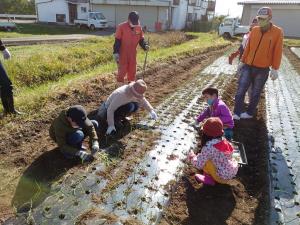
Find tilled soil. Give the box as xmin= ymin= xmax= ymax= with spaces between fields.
xmin=160 ymin=77 xmax=269 ymax=224
xmin=285 ymin=47 xmax=300 ymax=75
xmin=0 ymin=44 xmax=231 ymax=222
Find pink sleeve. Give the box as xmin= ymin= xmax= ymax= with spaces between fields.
xmin=195 ymin=147 xmax=211 ymax=169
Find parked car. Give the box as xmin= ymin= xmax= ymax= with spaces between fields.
xmin=219 ymin=18 xmax=249 ymax=38
xmin=74 ymin=12 xmax=108 ymax=30
xmin=0 ymin=22 xmax=16 ymax=31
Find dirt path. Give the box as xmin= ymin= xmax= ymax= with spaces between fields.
xmin=285 ymin=47 xmax=300 ymax=75
xmin=0 ymin=44 xmax=231 ymax=222
xmin=11 ymin=55 xmax=239 ymax=225
xmin=3 ymin=50 xmax=270 ymax=225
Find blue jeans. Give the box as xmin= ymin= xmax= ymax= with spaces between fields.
xmin=0 ymin=62 xmax=13 ymax=98
xmin=64 ymin=120 xmax=98 ymax=158
xmin=234 ymin=65 xmax=269 ymax=116
xmin=97 ymin=102 xmax=139 ymax=123
xmin=114 ymin=102 xmax=139 ymax=121
xmin=224 ymin=128 xmax=233 ymax=141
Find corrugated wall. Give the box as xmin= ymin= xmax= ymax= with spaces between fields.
xmin=92 ymin=4 xmax=169 ymax=31
xmin=241 ymin=4 xmax=300 ymax=37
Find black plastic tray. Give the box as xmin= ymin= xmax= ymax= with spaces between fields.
xmin=231 ymin=141 xmax=248 ymax=165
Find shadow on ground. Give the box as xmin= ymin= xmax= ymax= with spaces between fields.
xmin=11 ymin=148 xmax=79 ymax=213
xmin=182 ymin=177 xmax=236 ymax=225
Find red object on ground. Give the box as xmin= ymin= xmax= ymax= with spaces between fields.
xmin=155 ymin=22 xmax=162 ymax=32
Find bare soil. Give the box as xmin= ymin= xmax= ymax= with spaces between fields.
xmin=160 ymin=78 xmax=269 ymax=225
xmin=0 ymin=44 xmax=233 ymax=222
xmin=285 ymin=47 xmax=300 ymax=75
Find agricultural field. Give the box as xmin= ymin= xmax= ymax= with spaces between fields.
xmin=0 ymin=23 xmax=92 ymax=38
xmin=1 ymin=31 xmax=300 ymax=225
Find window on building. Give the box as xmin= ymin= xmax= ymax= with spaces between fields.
xmin=81 ymin=7 xmax=87 ymax=13
xmin=188 ymin=13 xmax=193 ymax=21
xmin=189 ymin=0 xmax=196 ymax=6
xmin=173 ymin=0 xmax=180 ymax=5
xmin=56 ymin=14 xmax=66 ymax=22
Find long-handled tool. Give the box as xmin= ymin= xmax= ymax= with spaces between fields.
xmin=142 ymin=37 xmax=150 ymax=80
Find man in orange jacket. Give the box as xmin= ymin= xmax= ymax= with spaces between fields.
xmin=233 ymin=7 xmax=283 ymax=120
xmin=113 ymin=11 xmax=149 ymax=86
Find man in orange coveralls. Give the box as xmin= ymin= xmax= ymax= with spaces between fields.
xmin=233 ymin=7 xmax=283 ymax=120
xmin=113 ymin=11 xmax=149 ymax=86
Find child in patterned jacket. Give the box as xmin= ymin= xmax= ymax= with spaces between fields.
xmin=188 ymin=117 xmax=238 ymax=185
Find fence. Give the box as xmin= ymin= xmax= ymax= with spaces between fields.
xmin=0 ymin=14 xmax=37 ymax=20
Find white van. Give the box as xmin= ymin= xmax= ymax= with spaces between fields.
xmin=219 ymin=18 xmax=249 ymax=38
xmin=74 ymin=12 xmax=108 ymax=30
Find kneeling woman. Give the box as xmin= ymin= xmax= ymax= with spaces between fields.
xmin=188 ymin=117 xmax=238 ymax=185
xmin=97 ymin=79 xmax=158 ymax=135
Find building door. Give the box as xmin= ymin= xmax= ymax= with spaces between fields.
xmin=68 ymin=3 xmax=77 ymax=24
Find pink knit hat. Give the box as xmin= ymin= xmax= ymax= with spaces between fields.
xmin=203 ymin=117 xmax=224 ymax=137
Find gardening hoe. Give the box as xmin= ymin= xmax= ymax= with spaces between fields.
xmin=142 ymin=37 xmax=150 ymax=80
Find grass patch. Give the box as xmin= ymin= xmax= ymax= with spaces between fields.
xmin=2 ymin=32 xmax=191 ymax=88
xmin=0 ymin=23 xmax=92 ymax=38
xmin=1 ymin=32 xmax=229 ymax=114
xmin=284 ymin=38 xmax=300 ymax=47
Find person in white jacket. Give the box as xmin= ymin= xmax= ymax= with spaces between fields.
xmin=96 ymin=79 xmax=158 ymax=135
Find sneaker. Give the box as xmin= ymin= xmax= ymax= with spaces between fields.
xmin=240 ymin=112 xmax=253 ymax=119
xmin=195 ymin=173 xmax=216 ymax=186
xmin=233 ymin=114 xmax=240 ymax=120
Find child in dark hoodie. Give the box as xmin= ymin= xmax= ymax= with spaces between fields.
xmin=49 ymin=105 xmax=99 ymax=162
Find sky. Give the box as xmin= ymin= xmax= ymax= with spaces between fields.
xmin=215 ymin=0 xmax=244 ymax=18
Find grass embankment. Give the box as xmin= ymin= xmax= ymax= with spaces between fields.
xmin=0 ymin=32 xmax=229 ymax=116
xmin=0 ymin=23 xmax=92 ymax=38
xmin=284 ymin=38 xmax=300 ymax=47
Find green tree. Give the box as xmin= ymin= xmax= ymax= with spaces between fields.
xmin=0 ymin=0 xmax=35 ymax=15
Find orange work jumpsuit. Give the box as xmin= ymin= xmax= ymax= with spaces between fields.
xmin=115 ymin=22 xmax=144 ymax=82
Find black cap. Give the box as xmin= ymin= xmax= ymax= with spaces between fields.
xmin=128 ymin=11 xmax=139 ymax=25
xmin=66 ymin=105 xmax=88 ymax=127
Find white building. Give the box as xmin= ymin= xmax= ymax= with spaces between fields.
xmin=35 ymin=0 xmax=216 ymax=31
xmin=238 ymin=0 xmax=300 ymax=38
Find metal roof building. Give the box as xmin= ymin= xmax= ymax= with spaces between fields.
xmin=238 ymin=0 xmax=300 ymax=37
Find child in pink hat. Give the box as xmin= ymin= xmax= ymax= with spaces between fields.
xmin=188 ymin=117 xmax=238 ymax=185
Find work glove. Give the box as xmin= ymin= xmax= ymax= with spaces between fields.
xmin=187 ymin=151 xmax=196 ymax=163
xmin=76 ymin=150 xmax=93 ymax=162
xmin=106 ymin=125 xmax=116 ymax=135
xmin=3 ymin=48 xmax=11 ymax=60
xmin=270 ymin=69 xmax=278 ymax=80
xmin=91 ymin=140 xmax=100 ymax=155
xmin=113 ymin=53 xmax=119 ymax=64
xmin=149 ymin=110 xmax=158 ymax=120
xmin=144 ymin=45 xmax=150 ymax=51
xmin=237 ymin=62 xmax=244 ymax=75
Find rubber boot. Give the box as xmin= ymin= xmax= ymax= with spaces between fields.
xmin=195 ymin=173 xmax=216 ymax=186
xmin=6 ymin=94 xmax=23 ymax=115
xmin=1 ymin=94 xmax=10 ymax=115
